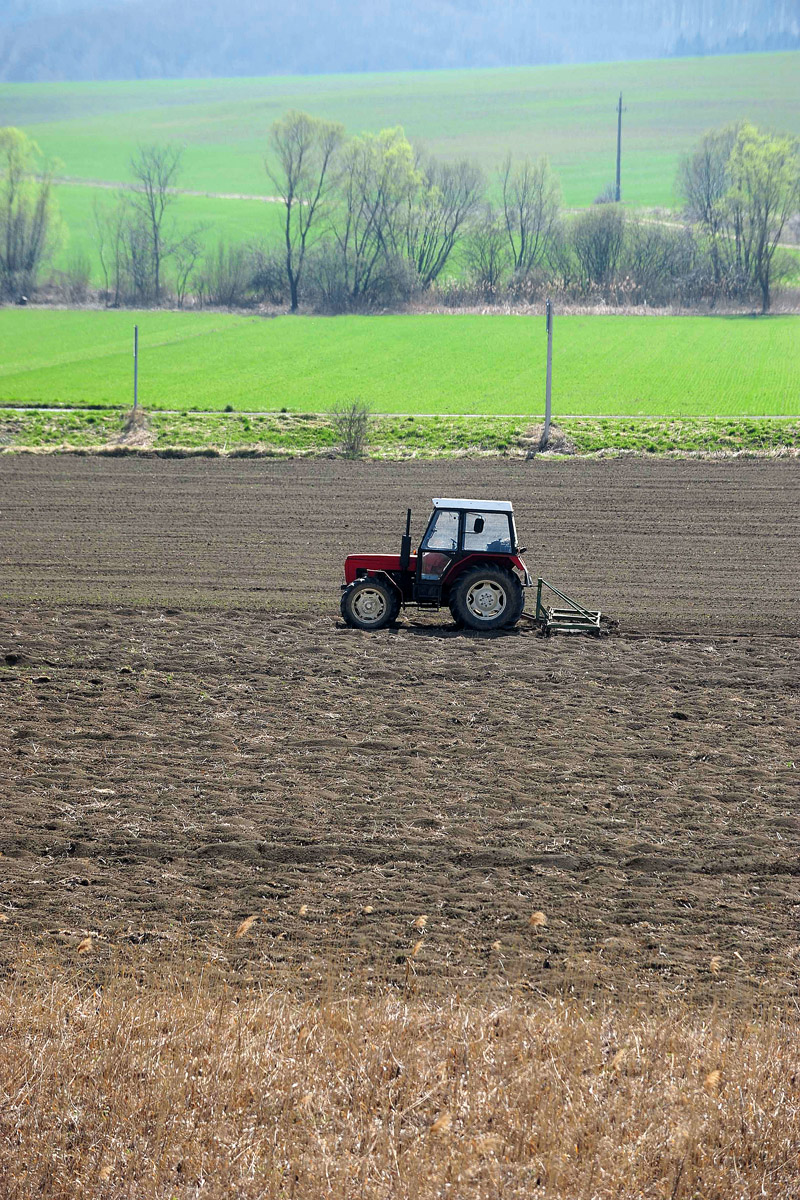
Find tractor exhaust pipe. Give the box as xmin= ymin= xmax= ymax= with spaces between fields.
xmin=399 ymin=508 xmax=412 ymax=571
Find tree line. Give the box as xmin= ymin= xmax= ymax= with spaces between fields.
xmin=1 ymin=115 xmax=798 ymax=313
xmin=3 ymin=0 xmax=797 ymax=83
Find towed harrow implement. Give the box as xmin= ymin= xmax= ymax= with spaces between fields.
xmin=528 ymin=578 xmax=605 ymax=636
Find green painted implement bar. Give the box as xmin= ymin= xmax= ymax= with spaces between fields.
xmin=532 ymin=578 xmax=603 ymax=636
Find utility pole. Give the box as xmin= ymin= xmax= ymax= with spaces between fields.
xmin=615 ymin=92 xmax=623 ymax=203
xmin=133 ymin=324 xmax=139 ymax=409
xmin=543 ymin=299 xmax=553 ymax=448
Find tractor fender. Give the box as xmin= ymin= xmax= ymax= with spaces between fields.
xmin=362 ymin=569 xmax=403 ymax=601
xmin=441 ymin=554 xmax=519 ymax=591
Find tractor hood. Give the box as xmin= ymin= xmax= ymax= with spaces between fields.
xmin=344 ymin=553 xmax=415 ymax=584
xmin=344 ymin=552 xmax=532 ymax=588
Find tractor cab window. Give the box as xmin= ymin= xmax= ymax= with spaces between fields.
xmin=421 ymin=508 xmax=459 ymax=552
xmin=463 ymin=511 xmax=513 ymax=553
xmin=420 ymin=508 xmax=459 ymax=581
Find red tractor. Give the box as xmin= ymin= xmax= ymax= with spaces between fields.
xmin=340 ymin=498 xmax=533 ymax=632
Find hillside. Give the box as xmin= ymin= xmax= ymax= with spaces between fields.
xmin=6 ymin=52 xmax=799 ymax=212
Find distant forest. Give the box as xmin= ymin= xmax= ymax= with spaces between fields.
xmin=1 ymin=0 xmax=799 ymax=82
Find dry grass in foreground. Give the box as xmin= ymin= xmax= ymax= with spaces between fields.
xmin=0 ymin=953 xmax=798 ymax=1199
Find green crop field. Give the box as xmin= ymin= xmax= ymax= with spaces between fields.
xmin=1 ymin=309 xmax=797 ymax=417
xmin=3 ymin=51 xmax=798 ymax=279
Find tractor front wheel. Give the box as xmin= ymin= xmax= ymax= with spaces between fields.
xmin=341 ymin=577 xmax=399 ymax=631
xmin=450 ymin=566 xmax=524 ymax=632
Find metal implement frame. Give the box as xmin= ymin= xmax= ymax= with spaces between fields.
xmin=534 ymin=578 xmax=602 ymax=635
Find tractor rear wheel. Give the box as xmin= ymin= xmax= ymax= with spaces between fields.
xmin=341 ymin=577 xmax=398 ymax=631
xmin=450 ymin=566 xmax=524 ymax=632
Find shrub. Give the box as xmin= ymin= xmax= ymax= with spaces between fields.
xmin=594 ymin=181 xmax=618 ymax=204
xmin=57 ymin=248 xmax=93 ymax=304
xmin=331 ymin=398 xmax=371 ymax=458
xmin=196 ymin=241 xmax=251 ymax=308
xmin=572 ymin=205 xmax=626 ymax=290
xmin=247 ymin=242 xmax=287 ymax=305
xmin=305 ymin=245 xmax=418 ymax=313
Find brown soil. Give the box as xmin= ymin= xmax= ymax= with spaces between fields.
xmin=1 ymin=455 xmax=798 ymax=633
xmin=0 ymin=456 xmax=798 ymax=997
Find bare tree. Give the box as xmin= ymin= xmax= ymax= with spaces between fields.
xmin=331 ymin=127 xmax=418 ymax=304
xmin=405 ymin=154 xmax=484 ymax=286
xmin=93 ymin=193 xmax=129 ymax=306
xmin=678 ymin=125 xmax=739 ymax=289
xmin=726 ymin=123 xmax=800 ymax=312
xmin=680 ymin=122 xmax=800 ymax=311
xmin=129 ymin=143 xmax=184 ymax=302
xmin=501 ymin=154 xmax=560 ymax=275
xmin=0 ymin=127 xmax=55 ymax=299
xmin=94 ymin=148 xmax=203 ymax=307
xmin=463 ymin=204 xmax=510 ymax=298
xmin=173 ymin=230 xmax=204 ymax=307
xmin=125 ymin=209 xmax=158 ymax=302
xmin=267 ymin=110 xmax=344 ymax=312
xmin=92 ymin=191 xmax=158 ymax=305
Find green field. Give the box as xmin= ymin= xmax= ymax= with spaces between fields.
xmin=1 ymin=309 xmax=797 ymax=416
xmin=3 ymin=51 xmax=797 ymax=279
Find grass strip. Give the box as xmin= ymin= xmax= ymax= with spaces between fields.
xmin=2 ymin=409 xmax=799 ymax=458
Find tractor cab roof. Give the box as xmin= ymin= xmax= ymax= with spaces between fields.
xmin=432 ymin=498 xmax=513 ymax=513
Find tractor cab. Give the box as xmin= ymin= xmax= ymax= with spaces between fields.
xmin=416 ymin=499 xmax=522 ymax=601
xmin=341 ymin=498 xmax=532 ymax=631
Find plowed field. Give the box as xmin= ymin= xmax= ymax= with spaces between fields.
xmin=1 ymin=456 xmax=798 ymax=997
